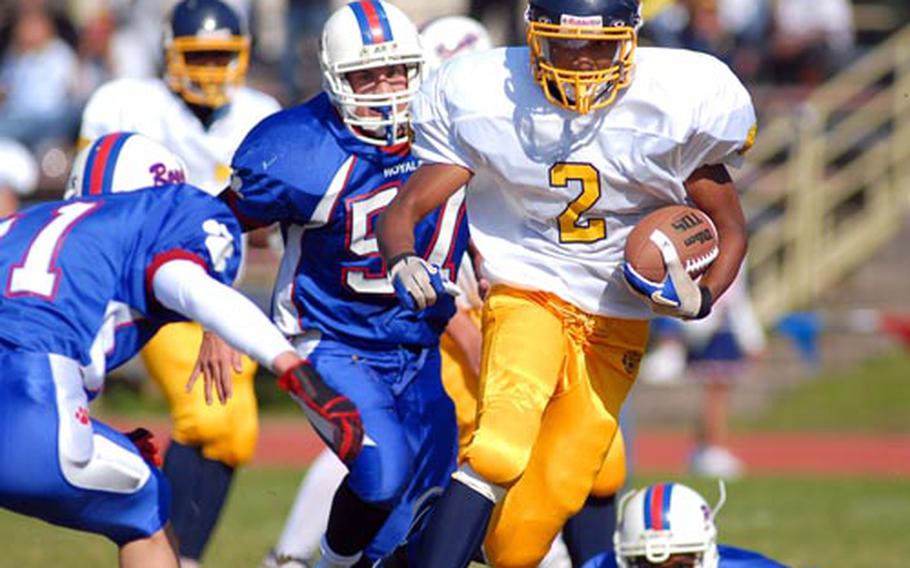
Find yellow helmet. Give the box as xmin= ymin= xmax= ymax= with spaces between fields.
xmin=164 ymin=0 xmax=250 ymax=108
xmin=526 ymin=0 xmax=642 ymax=114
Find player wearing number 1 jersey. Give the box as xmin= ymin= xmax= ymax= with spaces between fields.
xmin=76 ymin=3 xmax=282 ymax=563
xmin=223 ymin=2 xmax=469 ymax=564
xmin=0 ymin=169 xmax=359 ymax=566
xmin=378 ymin=0 xmax=756 ymax=565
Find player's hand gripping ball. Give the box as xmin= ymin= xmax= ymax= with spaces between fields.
xmin=623 ymin=205 xmax=718 ymax=319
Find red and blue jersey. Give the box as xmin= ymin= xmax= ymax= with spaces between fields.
xmin=229 ymin=93 xmax=469 ymax=348
xmin=0 ymin=186 xmax=242 ymax=370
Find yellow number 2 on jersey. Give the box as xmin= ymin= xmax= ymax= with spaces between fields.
xmin=550 ymin=163 xmax=607 ymax=244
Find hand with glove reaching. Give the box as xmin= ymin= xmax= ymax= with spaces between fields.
xmin=387 ymin=252 xmax=460 ymax=311
xmin=623 ymin=229 xmax=713 ymax=320
xmin=278 ymin=361 xmax=364 ymax=466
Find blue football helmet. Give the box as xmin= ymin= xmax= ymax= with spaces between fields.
xmin=164 ymin=0 xmax=250 ymax=108
xmin=526 ymin=0 xmax=642 ymax=114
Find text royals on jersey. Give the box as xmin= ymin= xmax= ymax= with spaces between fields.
xmin=227 ymin=92 xmax=470 ymax=347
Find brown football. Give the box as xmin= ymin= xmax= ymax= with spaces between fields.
xmin=624 ymin=205 xmax=719 ymax=281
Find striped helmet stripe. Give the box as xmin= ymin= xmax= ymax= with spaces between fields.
xmin=85 ymin=133 xmax=132 ymax=196
xmin=644 ymin=483 xmax=674 ymax=530
xmin=349 ymin=0 xmax=394 ymax=45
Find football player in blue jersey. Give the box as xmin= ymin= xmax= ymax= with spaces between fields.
xmin=207 ymin=2 xmax=470 ymax=566
xmin=0 ymin=135 xmax=363 ymax=568
xmin=78 ymin=3 xmax=283 ymax=564
xmin=583 ymin=482 xmax=788 ymax=568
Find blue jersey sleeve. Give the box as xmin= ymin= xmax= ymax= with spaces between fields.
xmin=147 ymin=189 xmax=242 ymax=287
xmin=131 ymin=189 xmax=243 ymax=323
xmin=228 ymin=103 xmax=348 ymax=230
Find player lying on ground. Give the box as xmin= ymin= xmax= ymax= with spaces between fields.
xmin=585 ymin=481 xmax=786 ymax=568
xmin=0 ymin=134 xmax=362 ymax=568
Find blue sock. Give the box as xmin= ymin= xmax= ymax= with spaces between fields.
xmin=562 ymin=494 xmax=617 ymax=566
xmin=163 ymin=441 xmax=235 ymax=560
xmin=417 ymin=479 xmax=494 ymax=568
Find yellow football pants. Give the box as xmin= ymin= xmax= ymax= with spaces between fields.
xmin=590 ymin=429 xmax=627 ymax=498
xmin=140 ymin=321 xmax=259 ymax=467
xmin=459 ymin=286 xmax=647 ymax=568
xmin=440 ymin=307 xmax=628 ymax=490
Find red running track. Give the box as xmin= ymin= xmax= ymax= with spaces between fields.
xmin=108 ymin=418 xmax=910 ymax=477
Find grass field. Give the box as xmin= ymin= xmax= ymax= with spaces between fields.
xmin=736 ymin=351 xmax=910 ymax=434
xmin=2 ymin=468 xmax=910 ymax=567
xmin=4 ymin=352 xmax=909 ymax=566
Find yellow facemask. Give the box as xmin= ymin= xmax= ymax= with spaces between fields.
xmin=528 ymin=20 xmax=636 ymax=114
xmin=166 ymin=36 xmax=250 ymax=108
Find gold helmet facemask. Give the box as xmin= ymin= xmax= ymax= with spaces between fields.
xmin=528 ymin=17 xmax=637 ymax=114
xmin=166 ymin=35 xmax=250 ymax=108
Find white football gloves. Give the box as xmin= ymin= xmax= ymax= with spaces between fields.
xmin=623 ymin=230 xmax=713 ymax=320
xmin=388 ymin=253 xmax=460 ymax=311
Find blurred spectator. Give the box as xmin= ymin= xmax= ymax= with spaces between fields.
xmin=642 ymin=0 xmax=770 ymax=82
xmin=717 ymin=0 xmax=771 ymax=82
xmin=639 ymin=268 xmax=766 ymax=480
xmin=678 ymin=0 xmax=732 ymax=57
xmin=282 ymin=0 xmax=330 ymax=104
xmin=72 ymin=9 xmax=116 ymax=100
xmin=0 ymin=4 xmax=80 ymax=148
xmin=641 ymin=1 xmax=690 ymax=50
xmin=0 ymin=136 xmax=39 ymax=215
xmin=769 ymin=0 xmax=855 ymax=85
xmin=686 ymin=268 xmax=766 ymax=479
xmin=469 ymin=0 xmax=523 ymax=46
xmin=105 ymin=1 xmax=162 ymax=80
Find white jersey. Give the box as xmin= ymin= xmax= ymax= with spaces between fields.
xmin=412 ymin=46 xmax=756 ymax=319
xmin=79 ymin=77 xmax=280 ymax=195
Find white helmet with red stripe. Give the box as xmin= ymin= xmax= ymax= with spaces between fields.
xmin=320 ymin=0 xmax=424 ymax=146
xmin=614 ymin=482 xmax=723 ymax=568
xmin=65 ymin=133 xmax=188 ymax=199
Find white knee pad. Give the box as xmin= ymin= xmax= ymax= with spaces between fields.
xmin=50 ymin=353 xmax=150 ymax=493
xmin=59 ymin=434 xmax=151 ymax=493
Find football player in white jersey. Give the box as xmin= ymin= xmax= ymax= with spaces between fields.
xmin=377 ymin=0 xmax=756 ymax=566
xmin=75 ymin=1 xmax=280 ymax=566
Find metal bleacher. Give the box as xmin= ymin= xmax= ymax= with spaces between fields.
xmin=738 ymin=23 xmax=910 ymax=325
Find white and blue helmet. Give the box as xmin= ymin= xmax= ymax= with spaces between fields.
xmin=319 ymin=0 xmax=424 ymax=146
xmin=66 ymin=133 xmax=188 ymax=198
xmin=615 ymin=482 xmax=723 ymax=568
